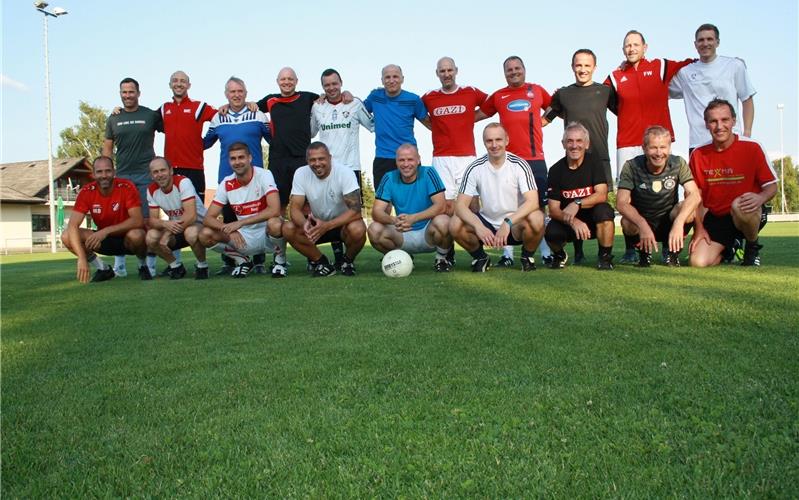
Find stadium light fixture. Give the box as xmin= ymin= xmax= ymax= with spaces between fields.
xmin=33 ymin=2 xmax=68 ymax=252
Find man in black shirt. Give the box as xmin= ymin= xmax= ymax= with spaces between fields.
xmin=545 ymin=122 xmax=616 ymax=270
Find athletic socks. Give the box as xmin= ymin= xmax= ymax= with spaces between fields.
xmin=146 ymin=253 xmax=157 ymax=276
xmin=88 ymin=253 xmax=109 ymax=270
xmin=435 ymin=246 xmax=450 ymax=262
xmin=332 ymin=241 xmax=345 ymax=261
xmin=598 ymin=245 xmax=613 ymax=258
xmin=270 ymin=236 xmax=287 ymax=265
xmin=539 ymin=239 xmax=551 ymax=258
xmin=502 ymin=245 xmax=513 ymax=259
xmin=169 ymin=260 xmax=182 ymax=269
xmin=172 ymin=249 xmax=182 ymax=265
xmin=196 ymin=261 xmax=208 ymax=269
xmin=113 ymin=255 xmax=125 ymax=270
xmin=521 ymin=248 xmax=535 ymax=259
xmin=624 ymin=234 xmax=638 ymax=251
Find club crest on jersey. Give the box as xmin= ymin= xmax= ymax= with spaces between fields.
xmin=664 ymin=178 xmax=676 ymax=190
xmin=433 ymin=105 xmax=466 ymax=116
xmin=507 ymin=100 xmax=530 ymax=112
xmin=342 ymin=111 xmax=350 ymax=118
xmin=92 ymin=204 xmax=102 ymax=214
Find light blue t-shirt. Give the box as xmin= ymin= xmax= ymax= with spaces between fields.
xmin=364 ymin=89 xmax=428 ymax=158
xmin=375 ymin=166 xmax=444 ymax=231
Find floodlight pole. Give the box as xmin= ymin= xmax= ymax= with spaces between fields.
xmin=35 ymin=2 xmax=68 ymax=252
xmin=777 ymin=104 xmax=786 ymax=213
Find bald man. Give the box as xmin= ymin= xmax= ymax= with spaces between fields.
xmin=364 ymin=64 xmax=430 ymax=189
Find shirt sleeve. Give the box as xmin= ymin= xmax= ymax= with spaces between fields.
xmin=153 ymin=109 xmax=164 ymax=133
xmin=546 ymin=167 xmax=562 ymax=202
xmin=104 ymin=116 xmax=114 ymax=140
xmin=676 ymin=157 xmax=694 ymax=185
xmin=617 ymin=161 xmax=636 ymax=191
xmin=200 ymin=102 xmax=217 ymax=123
xmin=544 ymin=89 xmax=563 ymax=121
xmin=261 ymin=169 xmax=279 ymax=196
xmin=515 ymin=161 xmax=536 ymax=194
xmin=355 ymin=100 xmax=375 ymax=132
xmin=203 ymin=115 xmax=219 ymax=149
xmin=339 ymin=166 xmax=360 ymax=196
xmin=734 ymin=60 xmax=757 ymax=101
xmin=414 ymin=95 xmax=428 ymax=121
xmin=291 ymin=168 xmax=306 ymax=197
xmin=125 ymin=182 xmax=141 ymax=208
xmin=257 ymin=95 xmax=269 ymax=113
xmin=479 ymin=94 xmax=497 ymax=117
xmin=310 ymin=105 xmax=320 ymax=137
xmin=363 ymin=90 xmax=375 ymax=113
xmin=539 ymin=86 xmax=553 ymax=111
xmin=668 ymin=71 xmax=684 ymax=98
xmin=461 ymin=167 xmax=479 ymax=197
xmin=73 ymin=189 xmax=90 ymax=215
xmin=664 ymin=58 xmax=694 ymax=82
xmin=212 ymin=183 xmax=228 ymax=206
xmin=375 ymin=173 xmax=393 ymax=202
xmin=146 ymin=187 xmax=157 ymax=210
xmin=424 ymin=167 xmax=446 ymax=197
xmin=179 ymin=177 xmax=198 ymax=201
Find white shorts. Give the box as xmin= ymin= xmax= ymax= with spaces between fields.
xmin=433 ymin=156 xmax=477 ymax=200
xmin=400 ymin=223 xmax=435 ymax=254
xmin=616 ymin=146 xmax=644 ymax=183
xmin=234 ymin=224 xmax=272 ymax=256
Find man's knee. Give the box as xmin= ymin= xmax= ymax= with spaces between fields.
xmin=184 ymin=225 xmax=199 ymax=245
xmin=620 ymin=217 xmax=638 ymax=235
xmin=267 ymin=217 xmax=283 ymax=237
xmin=146 ymin=229 xmax=161 ymax=247
xmin=199 ymin=227 xmax=217 ymax=246
xmin=282 ymin=221 xmax=298 ymax=239
xmin=367 ymin=222 xmax=385 ymax=242
xmin=345 ymin=219 xmax=367 ymax=241
xmin=524 ymin=210 xmax=544 ymax=232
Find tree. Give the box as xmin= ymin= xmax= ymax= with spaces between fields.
xmin=360 ymin=174 xmax=375 ymax=220
xmin=57 ymin=101 xmax=108 ymax=159
xmin=772 ymin=156 xmax=799 ymax=213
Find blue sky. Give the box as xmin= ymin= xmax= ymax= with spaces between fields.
xmin=2 ymin=0 xmax=797 ymax=187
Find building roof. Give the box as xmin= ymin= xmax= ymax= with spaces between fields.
xmin=0 ymin=158 xmax=91 ymax=203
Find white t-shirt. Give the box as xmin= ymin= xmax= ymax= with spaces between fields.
xmin=310 ymin=98 xmax=374 ymax=171
xmin=212 ymin=168 xmax=278 ymax=232
xmin=460 ymin=152 xmax=537 ymax=226
xmin=669 ymin=55 xmax=756 ymax=147
xmin=291 ymin=163 xmax=360 ymax=221
xmin=147 ymin=175 xmax=207 ymax=220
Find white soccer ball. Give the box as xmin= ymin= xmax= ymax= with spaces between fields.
xmin=382 ymin=249 xmax=413 ymax=278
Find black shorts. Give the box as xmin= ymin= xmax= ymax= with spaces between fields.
xmin=316 ymin=227 xmax=344 ymax=245
xmin=526 ymin=160 xmax=548 ymax=208
xmin=165 ymin=232 xmax=190 ymax=250
xmin=704 ymin=211 xmax=768 ymax=248
xmin=545 ymin=202 xmax=614 ymax=245
xmin=270 ymin=156 xmax=307 ymax=206
xmin=645 ymin=212 xmax=692 ymax=242
xmin=476 ymin=213 xmax=523 ymax=246
xmin=174 ymin=168 xmax=206 ymax=201
xmin=373 ymin=157 xmax=396 ymax=191
xmin=97 ymin=235 xmax=135 ymax=256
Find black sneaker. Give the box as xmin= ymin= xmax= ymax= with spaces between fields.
xmin=664 ymin=251 xmax=681 ymax=267
xmin=91 ymin=267 xmax=116 ymax=283
xmin=231 ymin=262 xmax=253 ymax=278
xmin=434 ymin=259 xmax=453 ymax=272
xmin=471 ymin=255 xmax=491 ymax=273
xmin=138 ymin=265 xmax=153 ymax=280
xmin=333 ymin=255 xmax=345 ymax=272
xmin=167 ymin=263 xmax=187 ymax=280
xmin=446 ymin=247 xmax=456 ymax=265
xmin=215 ymin=265 xmax=234 ymax=276
xmin=542 ymin=255 xmax=554 ymax=266
xmin=340 ymin=257 xmax=356 ymax=276
xmin=195 ymin=267 xmax=209 ymax=280
xmin=574 ymin=240 xmax=585 ymax=264
xmin=497 ymin=255 xmax=514 ymax=268
xmin=618 ymin=249 xmax=638 ymax=265
xmin=311 ymin=260 xmax=335 ymax=277
xmin=741 ymin=242 xmax=762 ymax=267
xmin=637 ymin=250 xmax=652 ymax=268
xmin=597 ymin=254 xmax=615 ymax=271
xmin=158 ymin=266 xmax=171 ymax=277
xmin=549 ymin=250 xmax=568 ymax=269
xmin=520 ymin=255 xmax=537 ymax=272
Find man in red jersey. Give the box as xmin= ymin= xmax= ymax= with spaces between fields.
xmin=61 ymin=156 xmax=149 ymax=283
xmin=689 ymin=99 xmax=777 ymax=267
xmin=476 ymin=56 xmax=552 ymax=265
xmin=422 ymin=57 xmax=487 ymax=215
xmin=604 ymin=30 xmax=693 ymax=263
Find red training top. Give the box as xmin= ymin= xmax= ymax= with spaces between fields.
xmin=160 ymin=96 xmax=217 ymax=170
xmin=73 ymin=178 xmax=141 ymax=229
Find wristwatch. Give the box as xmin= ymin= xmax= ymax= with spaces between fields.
xmin=574 ymin=198 xmax=583 ymax=207
xmin=503 ymin=217 xmax=513 ymax=229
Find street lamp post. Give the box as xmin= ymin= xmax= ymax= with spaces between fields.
xmin=777 ymin=104 xmax=786 ymax=214
xmin=34 ymin=1 xmax=68 ymax=253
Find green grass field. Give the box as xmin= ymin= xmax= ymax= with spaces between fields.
xmin=3 ymin=223 xmax=798 ymax=497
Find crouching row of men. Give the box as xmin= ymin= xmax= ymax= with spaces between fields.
xmin=64 ymin=99 xmax=775 ymax=282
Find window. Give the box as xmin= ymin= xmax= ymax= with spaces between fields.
xmin=32 ymin=214 xmax=50 ymax=232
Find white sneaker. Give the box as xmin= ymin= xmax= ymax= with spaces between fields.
xmin=113 ymin=263 xmax=128 ymax=277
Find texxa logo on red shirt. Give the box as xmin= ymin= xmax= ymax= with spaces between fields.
xmin=562 ymin=187 xmax=594 ymax=198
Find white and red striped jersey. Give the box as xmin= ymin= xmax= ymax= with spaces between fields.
xmin=212 ymin=168 xmax=278 ymax=225
xmin=147 ymin=175 xmax=207 ymax=220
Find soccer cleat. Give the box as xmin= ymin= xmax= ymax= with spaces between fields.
xmin=167 ymin=263 xmax=187 ymax=280
xmin=471 ymin=255 xmax=491 ymax=273
xmin=312 ymin=260 xmax=336 ymax=277
xmin=113 ymin=263 xmax=128 ymax=278
xmin=215 ymin=265 xmax=234 ymax=276
xmin=663 ymin=251 xmax=681 ymax=267
xmin=91 ymin=267 xmax=116 ymax=283
xmin=574 ymin=249 xmax=586 ymax=264
xmin=340 ymin=257 xmax=356 ymax=276
xmin=333 ymin=255 xmax=345 ymax=272
xmin=520 ymin=255 xmax=537 ymax=272
xmin=253 ymin=264 xmax=268 ymax=275
xmin=271 ymin=263 xmax=288 ymax=278
xmin=158 ymin=267 xmax=171 ymax=277
xmin=497 ymin=255 xmax=514 ymax=268
xmin=542 ymin=254 xmax=554 ymax=266
xmin=618 ymin=249 xmax=639 ymax=264
xmin=733 ymin=238 xmax=745 ymax=262
xmin=741 ymin=242 xmax=762 ymax=267
xmin=231 ymin=262 xmax=254 ymax=278
xmin=195 ymin=267 xmax=209 ymax=280
xmin=138 ymin=265 xmax=153 ymax=281
xmin=637 ymin=250 xmax=652 ymax=268
xmin=549 ymin=250 xmax=568 ymax=269
xmin=434 ymin=258 xmax=453 ymax=273
xmin=597 ymin=254 xmax=615 ymax=271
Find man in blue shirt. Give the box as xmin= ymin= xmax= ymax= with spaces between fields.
xmin=364 ymin=65 xmax=430 ymax=189
xmin=368 ymin=144 xmax=454 ymax=272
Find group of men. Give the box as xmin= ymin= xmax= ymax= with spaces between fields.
xmin=62 ymin=23 xmax=777 ymax=282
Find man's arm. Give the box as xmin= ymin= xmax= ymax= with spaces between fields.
xmin=371 ymin=198 xmax=396 ymax=226
xmin=742 ymin=97 xmax=754 ymax=137
xmin=356 ymin=102 xmax=375 ymax=132
xmin=667 ymin=180 xmax=702 ymax=252
xmin=102 ymin=139 xmax=114 ymax=157
xmin=454 ymin=192 xmax=496 ymax=247
xmin=306 ymin=190 xmax=362 ymax=242
xmin=203 ymin=203 xmax=225 ymax=231
xmin=289 ymin=194 xmax=309 ymax=227
xmin=397 ymin=191 xmax=445 ymax=231
xmin=507 ymin=189 xmax=539 ymax=223
xmin=223 ymin=191 xmax=281 ymax=233
xmin=65 ymin=210 xmax=91 ymax=282
xmin=202 ymin=124 xmax=218 ymax=149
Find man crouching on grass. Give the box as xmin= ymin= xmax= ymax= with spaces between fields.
xmin=199 ymin=142 xmax=285 ymax=278
xmin=62 ymin=156 xmax=149 ymax=283
xmin=145 ymin=157 xmax=209 ymax=279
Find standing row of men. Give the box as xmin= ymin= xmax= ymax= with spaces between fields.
xmin=63 ymin=23 xmax=775 ymax=281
